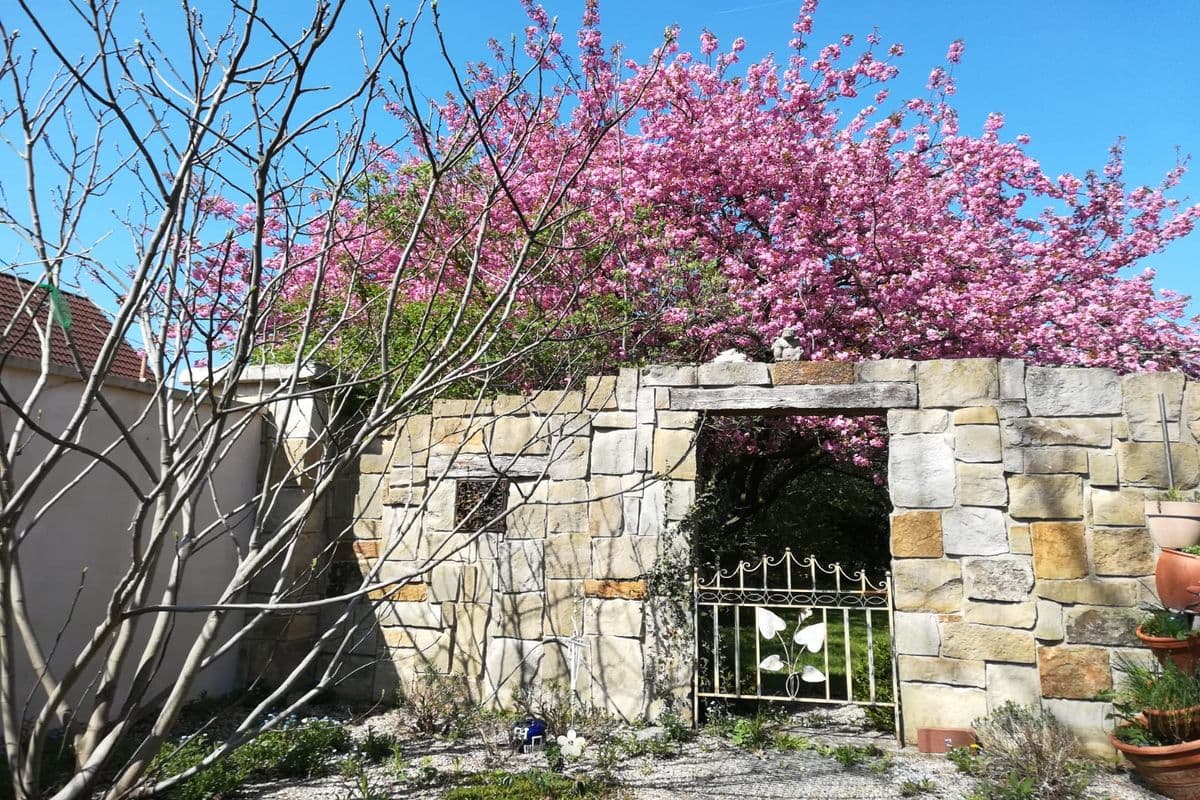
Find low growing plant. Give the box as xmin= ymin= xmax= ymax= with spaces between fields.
xmin=899 ymin=778 xmax=936 ymax=797
xmin=399 ymin=671 xmax=471 ymax=735
xmin=1140 ymin=608 xmax=1199 ymax=639
xmin=971 ymin=702 xmax=1091 ymax=800
xmin=444 ymin=769 xmax=613 ymax=800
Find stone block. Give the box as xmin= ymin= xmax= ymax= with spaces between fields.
xmin=1088 ymin=451 xmax=1119 ymax=487
xmin=490 ymin=415 xmax=549 ymax=457
xmin=953 ymin=407 xmax=1000 ymax=425
xmin=898 ymin=655 xmax=985 ymax=687
xmin=1035 ymin=578 xmax=1139 ymax=607
xmin=1026 ymin=366 xmax=1121 ymax=416
xmin=962 ymin=557 xmax=1034 ymax=602
xmin=656 ymin=411 xmax=700 ymax=430
xmin=584 ymin=375 xmax=619 ymax=410
xmin=546 ymin=481 xmax=589 ymax=535
xmin=893 ymin=559 xmax=962 ymax=613
xmin=1123 ymin=372 xmax=1186 ymax=440
xmin=378 ymin=600 xmax=442 ymax=629
xmin=495 ymin=593 xmax=545 ymax=639
xmin=964 ymin=600 xmax=1037 ymax=628
xmin=592 ymin=536 xmax=656 ymax=579
xmin=1064 ymin=606 xmax=1141 ymax=646
xmin=856 ymin=359 xmax=917 ymax=382
xmin=506 ymin=481 xmax=548 ymax=539
xmin=894 ymin=611 xmax=941 ymax=656
xmin=588 ymin=636 xmax=646 ymax=720
xmin=1090 ymin=489 xmax=1148 ymax=526
xmin=664 ymin=480 xmax=696 ymax=520
xmin=917 ymin=359 xmax=999 ymax=407
xmin=957 ymin=463 xmax=1008 ymax=506
xmin=591 ymin=429 xmax=637 ymax=475
xmin=616 ymin=367 xmax=639 ymax=410
xmin=1035 ymin=600 xmax=1064 ymax=642
xmin=355 ymin=474 xmax=386 ymax=520
xmin=943 ymin=506 xmax=1008 ymax=556
xmin=1042 ymin=699 xmax=1114 ymax=758
xmin=697 ymin=361 xmax=771 ymax=386
xmin=890 ymin=511 xmax=943 ymax=558
xmin=1022 ymin=446 xmax=1089 ymax=474
xmin=545 ymin=532 xmax=591 ymax=579
xmin=383 ymin=627 xmax=452 ymax=673
xmin=1000 ymin=358 xmax=1026 ymax=400
xmin=585 ymin=598 xmax=644 ymax=637
xmin=986 ymin=663 xmax=1041 ymax=711
xmin=546 ymin=579 xmax=584 ymax=636
xmin=1006 ymin=524 xmax=1030 ymax=555
xmin=772 ymin=360 xmax=855 ymax=385
xmin=548 ymin=436 xmax=590 ymax=480
xmin=588 ymin=476 xmax=626 ymax=537
xmin=429 ymin=563 xmax=462 ymax=602
xmin=1117 ymin=441 xmax=1200 ymax=489
xmin=1031 ymin=521 xmax=1088 ymax=579
xmin=392 ymin=415 xmax=433 ymax=467
xmin=1039 ymin=645 xmax=1112 ymax=699
xmin=889 ymin=434 xmax=956 ymax=508
xmin=584 ymin=579 xmax=648 ymax=600
xmin=887 ymin=409 xmax=949 ymax=435
xmin=526 ymin=390 xmax=583 ymax=415
xmin=592 ymin=411 xmax=636 ymax=429
xmin=484 ymin=638 xmax=543 ymax=708
xmin=940 ymin=623 xmax=1035 ymax=663
xmin=954 ymin=425 xmax=1002 ymax=463
xmin=900 ymin=683 xmax=988 ymax=746
xmin=1009 ymin=474 xmax=1083 ymax=520
xmin=430 ymin=416 xmax=489 ymax=453
xmin=652 ymin=428 xmax=698 ymax=480
xmin=496 ymin=539 xmax=544 ymax=593
xmin=1002 ymin=417 xmax=1112 ymax=447
xmin=1092 ymin=528 xmax=1155 ymax=577
xmin=641 ymin=364 xmax=697 ymax=387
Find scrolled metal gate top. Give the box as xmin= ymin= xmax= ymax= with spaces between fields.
xmin=693 ymin=549 xmax=901 ymax=744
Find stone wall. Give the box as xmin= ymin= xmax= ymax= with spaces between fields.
xmin=329 ymin=357 xmax=1195 ymax=751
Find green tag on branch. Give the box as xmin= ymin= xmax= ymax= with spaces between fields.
xmin=37 ymin=282 xmax=72 ymax=330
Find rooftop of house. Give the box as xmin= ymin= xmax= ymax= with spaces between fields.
xmin=0 ymin=273 xmax=145 ymax=381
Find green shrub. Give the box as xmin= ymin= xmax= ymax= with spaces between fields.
xmin=728 ymin=711 xmax=778 ymax=749
xmin=235 ymin=717 xmax=351 ymax=779
xmin=444 ymin=769 xmax=612 ymax=800
xmin=899 ymin=778 xmax=936 ymax=796
xmin=971 ymin=702 xmax=1091 ymax=800
xmin=357 ymin=728 xmax=399 ymax=762
xmin=399 ymin=671 xmax=470 ymax=735
xmin=149 ymin=736 xmax=244 ymax=800
xmin=947 ymin=745 xmax=985 ymax=776
xmin=1140 ymin=608 xmax=1198 ymax=640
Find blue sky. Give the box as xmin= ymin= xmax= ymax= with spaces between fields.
xmin=4 ymin=1 xmax=1198 ymax=318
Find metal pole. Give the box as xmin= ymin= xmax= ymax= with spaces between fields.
xmin=1160 ymin=393 xmax=1175 ymax=492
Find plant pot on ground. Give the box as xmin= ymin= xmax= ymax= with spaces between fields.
xmin=1138 ymin=609 xmax=1200 ymax=675
xmin=1156 ymin=548 xmax=1200 ymax=613
xmin=1108 ymin=656 xmax=1200 ymax=799
xmin=1110 ymin=732 xmax=1200 ymax=800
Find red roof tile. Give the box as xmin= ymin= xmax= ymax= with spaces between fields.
xmin=0 ymin=274 xmax=145 ymax=381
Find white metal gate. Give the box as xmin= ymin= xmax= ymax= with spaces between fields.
xmin=693 ymin=549 xmax=900 ymax=740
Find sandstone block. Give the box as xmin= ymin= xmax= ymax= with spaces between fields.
xmin=1000 ymin=359 xmax=1026 ymax=400
xmin=588 ymin=480 xmax=625 ymax=537
xmin=890 ymin=511 xmax=944 ymax=558
xmin=954 ymin=425 xmax=1003 ymax=463
xmin=584 ymin=375 xmax=619 ymax=411
xmin=506 ymin=481 xmax=548 ymax=539
xmin=1064 ymin=606 xmax=1141 ymax=646
xmin=545 ymin=532 xmax=591 ymax=579
xmin=495 ymin=593 xmax=545 ymax=639
xmin=378 ymin=600 xmax=442 ymax=629
xmin=497 ymin=539 xmax=544 ymax=593
xmin=1092 ymin=528 xmax=1155 ymax=577
xmin=430 ymin=416 xmax=489 ymax=453
xmin=588 ymin=636 xmax=646 ymax=720
xmin=491 ymin=415 xmax=550 ymax=456
xmin=1026 ymin=366 xmax=1121 ymax=416
xmin=772 ymin=360 xmax=855 ymax=385
xmin=591 ymin=429 xmax=637 ymax=475
xmin=963 ymin=599 xmax=1037 ymax=628
xmin=893 ymin=559 xmax=963 ymax=613
xmin=894 ymin=611 xmax=941 ymax=656
xmin=887 ymin=409 xmax=949 ymax=434
xmin=546 ymin=579 xmax=585 ymax=636
xmin=1117 ymin=441 xmax=1200 ymax=488
xmin=592 ymin=536 xmax=656 ymax=579
xmin=697 ymin=361 xmax=771 ymax=386
xmin=1042 ymin=699 xmax=1114 ymax=759
xmin=546 ymin=482 xmax=589 ymax=536
xmin=1035 ymin=600 xmax=1064 ymax=642
xmin=963 ymin=557 xmax=1034 ymax=602
xmin=392 ymin=415 xmax=433 ymax=467
xmin=428 ymin=563 xmax=461 ymax=602
xmin=585 ymin=598 xmax=644 ymax=637
xmin=1035 ymin=578 xmax=1139 ymax=607
xmin=616 ymin=367 xmax=639 ymax=410
xmin=484 ymin=638 xmax=543 ymax=708
xmin=957 ymin=462 xmax=1008 ymax=506
xmin=1009 ymin=474 xmax=1083 ymax=519
xmin=1022 ymin=446 xmax=1089 ymax=474
xmin=889 ymin=434 xmax=956 ymax=508
xmin=592 ymin=411 xmax=636 ymax=429
xmin=918 ymin=359 xmax=999 ymax=407
xmin=641 ymin=364 xmax=697 ymax=387
xmin=986 ymin=663 xmax=1042 ymax=711
xmin=898 ymin=655 xmax=985 ymax=687
xmin=1123 ymin=372 xmax=1186 ymax=440
xmin=1090 ymin=489 xmax=1148 ymax=526
xmin=900 ymin=683 xmax=988 ymax=745
xmin=856 ymin=359 xmax=917 ymax=382
xmin=943 ymin=506 xmax=1008 ymax=556
xmin=1009 ymin=524 xmax=1033 ymax=555
xmin=548 ymin=436 xmax=590 ymax=480
xmin=584 ymin=579 xmax=648 ymax=600
xmin=1088 ymin=451 xmax=1119 ymax=487
xmin=1031 ymin=521 xmax=1088 ymax=579
xmin=952 ymin=407 xmax=1000 ymax=426
xmin=940 ymin=623 xmax=1035 ymax=663
xmin=652 ymin=428 xmax=698 ymax=480
xmin=656 ymin=411 xmax=700 ymax=429
xmin=1039 ymin=645 xmax=1112 ymax=699
xmin=1003 ymin=417 xmax=1112 ymax=447
xmin=384 ymin=627 xmax=452 ymax=673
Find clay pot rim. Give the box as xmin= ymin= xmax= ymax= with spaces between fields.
xmin=1109 ymin=731 xmax=1200 ymax=756
xmin=1136 ymin=624 xmax=1200 ymax=645
xmin=1146 ymin=500 xmax=1200 ymax=512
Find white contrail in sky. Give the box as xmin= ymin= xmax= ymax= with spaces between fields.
xmin=718 ymin=0 xmax=794 ymax=14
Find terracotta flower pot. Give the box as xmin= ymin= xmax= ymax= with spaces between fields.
xmin=1111 ymin=733 xmax=1200 ymax=800
xmin=1146 ymin=705 xmax=1200 ymax=744
xmin=1138 ymin=625 xmax=1200 ymax=676
xmin=1146 ymin=501 xmax=1200 ymax=549
xmin=1156 ymin=548 xmax=1200 ymax=613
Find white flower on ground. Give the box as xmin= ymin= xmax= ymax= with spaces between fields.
xmin=759 ymin=654 xmax=785 ymax=672
xmin=557 ymin=729 xmax=587 ymax=758
xmin=793 ymin=621 xmax=826 ymax=653
xmin=756 ymin=607 xmax=786 ymax=640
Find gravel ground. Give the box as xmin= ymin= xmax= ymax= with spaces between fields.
xmin=240 ymin=705 xmax=1168 ymax=800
